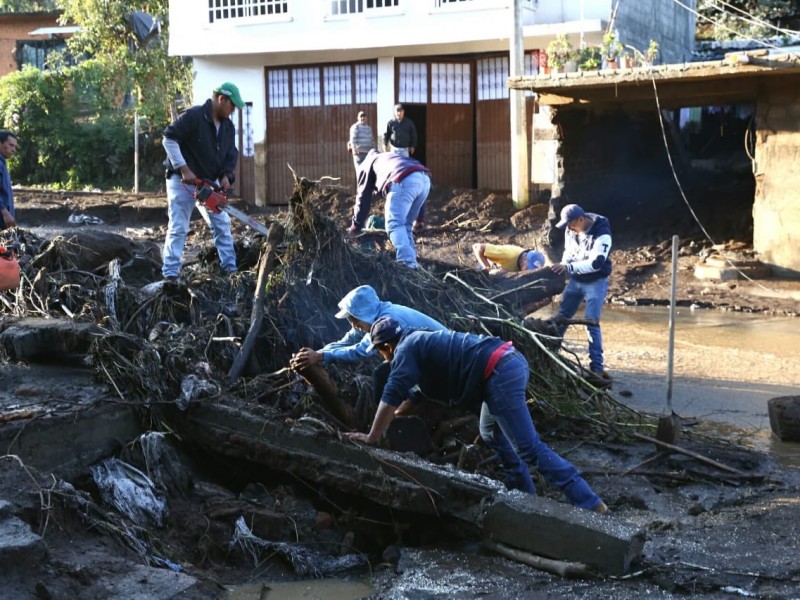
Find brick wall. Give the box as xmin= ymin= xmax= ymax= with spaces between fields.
xmin=0 ymin=13 xmax=66 ymax=78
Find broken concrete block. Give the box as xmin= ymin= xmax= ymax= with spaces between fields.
xmin=0 ymin=516 xmax=45 ymax=570
xmin=482 ymin=491 xmax=645 ymax=575
xmin=0 ymin=318 xmax=100 ymax=363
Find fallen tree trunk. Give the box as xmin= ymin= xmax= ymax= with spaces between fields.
xmin=487 ymin=267 xmax=566 ymax=314
xmin=171 ymin=401 xmax=645 ymax=575
xmin=294 ymin=363 xmax=352 ymax=427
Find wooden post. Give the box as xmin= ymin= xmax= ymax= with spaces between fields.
xmin=228 ymin=222 xmax=284 ymax=382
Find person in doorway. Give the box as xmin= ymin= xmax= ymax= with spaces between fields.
xmin=290 ymin=285 xmax=446 ymax=404
xmin=347 ymin=317 xmax=609 ymax=512
xmin=348 ymin=150 xmax=430 ymax=269
xmin=347 ymin=111 xmax=376 ymax=172
xmin=382 ymin=103 xmax=417 ymax=157
xmin=0 ymin=130 xmax=18 ymax=230
xmin=473 ymin=243 xmax=547 ymax=272
xmin=550 ymin=203 xmax=613 ymax=384
xmin=161 ymin=82 xmax=245 ymax=281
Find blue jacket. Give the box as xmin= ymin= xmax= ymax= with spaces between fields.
xmin=163 ymin=99 xmax=239 ymax=184
xmin=321 ymin=285 xmax=445 ymax=363
xmin=381 ymin=330 xmax=506 ymax=413
xmin=560 ymin=213 xmax=613 ymax=283
xmin=0 ymin=155 xmax=14 ymax=220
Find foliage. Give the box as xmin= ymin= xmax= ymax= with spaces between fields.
xmin=546 ymin=34 xmax=574 ymax=69
xmin=579 ymin=46 xmax=602 ymax=70
xmin=57 ymin=0 xmax=193 ymax=126
xmin=645 ymin=39 xmax=660 ymax=63
xmin=601 ymin=31 xmax=624 ymax=60
xmin=0 ymin=0 xmax=57 ymax=11
xmin=0 ymin=65 xmax=162 ymax=189
xmin=696 ymin=0 xmax=797 ymax=41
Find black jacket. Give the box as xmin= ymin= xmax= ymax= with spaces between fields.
xmin=383 ymin=117 xmax=417 ymax=149
xmin=163 ymin=99 xmax=238 ymax=183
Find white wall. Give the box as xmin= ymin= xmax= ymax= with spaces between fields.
xmin=170 ymin=0 xmax=538 ymax=57
xmin=533 ymin=0 xmax=611 ymax=24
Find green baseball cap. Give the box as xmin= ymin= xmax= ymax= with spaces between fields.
xmin=214 ymin=82 xmax=245 ymax=108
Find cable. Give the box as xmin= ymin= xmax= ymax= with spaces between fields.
xmin=672 ymin=0 xmax=797 ymax=56
xmin=711 ymin=0 xmax=800 ymax=39
xmin=648 ymin=73 xmax=782 ymax=293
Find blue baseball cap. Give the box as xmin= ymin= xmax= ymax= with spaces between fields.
xmin=556 ymin=204 xmax=585 ymax=228
xmin=366 ymin=317 xmax=404 ymax=352
xmin=524 ymin=250 xmax=546 ymax=270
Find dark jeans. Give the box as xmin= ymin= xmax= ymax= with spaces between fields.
xmin=478 ymin=351 xmax=601 ymax=509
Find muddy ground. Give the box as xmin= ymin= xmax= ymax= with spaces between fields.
xmin=1 ymin=186 xmax=799 ymax=599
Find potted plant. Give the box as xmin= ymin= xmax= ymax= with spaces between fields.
xmin=565 ymin=49 xmax=580 ymax=73
xmin=579 ymin=46 xmax=602 ymax=71
xmin=601 ymin=31 xmax=623 ymax=69
xmin=546 ymin=34 xmax=573 ymax=73
xmin=642 ymin=39 xmax=660 ymax=66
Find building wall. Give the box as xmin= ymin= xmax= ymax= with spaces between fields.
xmin=0 ymin=13 xmax=63 ymax=77
xmin=614 ymin=0 xmax=695 ymax=64
xmin=753 ymin=82 xmax=800 ymax=274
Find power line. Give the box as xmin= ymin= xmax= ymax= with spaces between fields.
xmin=710 ymin=0 xmax=800 ymax=39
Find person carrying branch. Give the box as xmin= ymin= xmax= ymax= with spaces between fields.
xmin=550 ymin=203 xmax=613 ymax=385
xmin=347 ymin=317 xmax=608 ymax=512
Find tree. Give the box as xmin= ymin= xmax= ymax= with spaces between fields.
xmin=56 ymin=0 xmax=192 ymax=125
xmin=697 ymin=0 xmax=800 ymax=41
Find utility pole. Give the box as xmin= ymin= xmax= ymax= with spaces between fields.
xmin=509 ymin=0 xmax=529 ymax=208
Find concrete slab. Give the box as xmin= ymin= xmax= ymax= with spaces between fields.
xmin=482 ymin=492 xmax=645 ymax=576
xmin=0 ymin=318 xmax=100 ymax=363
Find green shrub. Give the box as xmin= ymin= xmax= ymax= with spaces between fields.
xmin=0 ymin=63 xmax=167 ymax=190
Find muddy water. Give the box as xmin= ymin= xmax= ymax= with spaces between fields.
xmin=542 ymin=304 xmax=800 ymax=459
xmin=226 ymin=579 xmax=373 ymax=599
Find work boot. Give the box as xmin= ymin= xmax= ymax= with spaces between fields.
xmin=593 ymin=501 xmax=610 ymax=513
xmin=585 ymin=369 xmax=612 ymax=389
xmin=412 ymin=220 xmax=425 ymax=234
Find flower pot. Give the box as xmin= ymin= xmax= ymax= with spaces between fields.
xmin=565 ymin=60 xmax=578 ymax=73
xmin=605 ymin=59 xmax=619 ymax=70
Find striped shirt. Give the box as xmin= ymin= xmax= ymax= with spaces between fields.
xmin=349 ymin=122 xmax=375 ymax=153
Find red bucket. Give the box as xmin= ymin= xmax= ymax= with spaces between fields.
xmin=0 ymin=246 xmax=20 ymax=291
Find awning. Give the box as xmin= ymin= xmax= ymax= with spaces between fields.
xmin=28 ymin=26 xmax=80 ymax=37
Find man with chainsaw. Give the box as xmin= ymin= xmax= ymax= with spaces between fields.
xmin=161 ymin=82 xmax=245 ymax=281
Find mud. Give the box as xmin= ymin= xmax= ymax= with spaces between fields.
xmin=1 ymin=187 xmax=799 ymax=599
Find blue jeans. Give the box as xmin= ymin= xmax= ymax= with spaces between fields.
xmin=162 ymin=177 xmax=237 ymax=278
xmin=352 ymin=151 xmax=369 ymax=170
xmin=557 ymin=277 xmax=609 ymax=373
xmin=478 ymin=351 xmax=601 ymax=509
xmin=390 ymin=147 xmax=410 ymax=157
xmin=384 ymin=171 xmax=430 ymax=269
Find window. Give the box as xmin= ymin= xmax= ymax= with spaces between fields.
xmin=292 ymin=68 xmax=321 ymax=107
xmin=323 ymin=65 xmax=352 ymax=105
xmin=16 ymin=39 xmax=69 ymax=71
xmin=355 ymin=63 xmax=377 ymax=103
xmin=477 ymin=56 xmax=508 ymax=100
xmin=431 ymin=63 xmax=471 ymax=104
xmin=398 ymin=63 xmax=427 ymax=104
xmin=329 ymin=0 xmax=400 ymax=17
xmin=267 ymin=69 xmax=290 ymax=108
xmin=209 ymin=0 xmax=289 ymax=23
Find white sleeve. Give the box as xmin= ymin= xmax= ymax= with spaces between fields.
xmin=163 ymin=137 xmax=187 ymax=170
xmin=566 ymin=234 xmax=612 ymax=275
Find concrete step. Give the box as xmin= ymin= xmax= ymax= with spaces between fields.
xmin=693 ymin=262 xmax=773 ymax=281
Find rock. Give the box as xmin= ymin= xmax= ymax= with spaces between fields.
xmin=0 ymin=516 xmax=46 ymax=570
xmin=768 ymin=396 xmax=800 ymax=442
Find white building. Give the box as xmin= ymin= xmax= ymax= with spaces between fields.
xmin=168 ymin=0 xmax=695 ymax=205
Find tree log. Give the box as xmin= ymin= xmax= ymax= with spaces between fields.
xmin=487 ymin=267 xmax=566 ymax=314
xmin=295 ymin=363 xmax=352 ymax=427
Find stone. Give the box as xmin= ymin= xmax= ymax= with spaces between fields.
xmin=0 ymin=516 xmax=46 ymax=570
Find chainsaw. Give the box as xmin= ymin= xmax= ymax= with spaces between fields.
xmin=193 ymin=180 xmax=270 ymax=236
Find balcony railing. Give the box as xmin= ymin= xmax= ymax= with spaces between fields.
xmin=328 ymin=0 xmax=401 ymax=17
xmin=208 ymin=0 xmax=290 ymax=24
